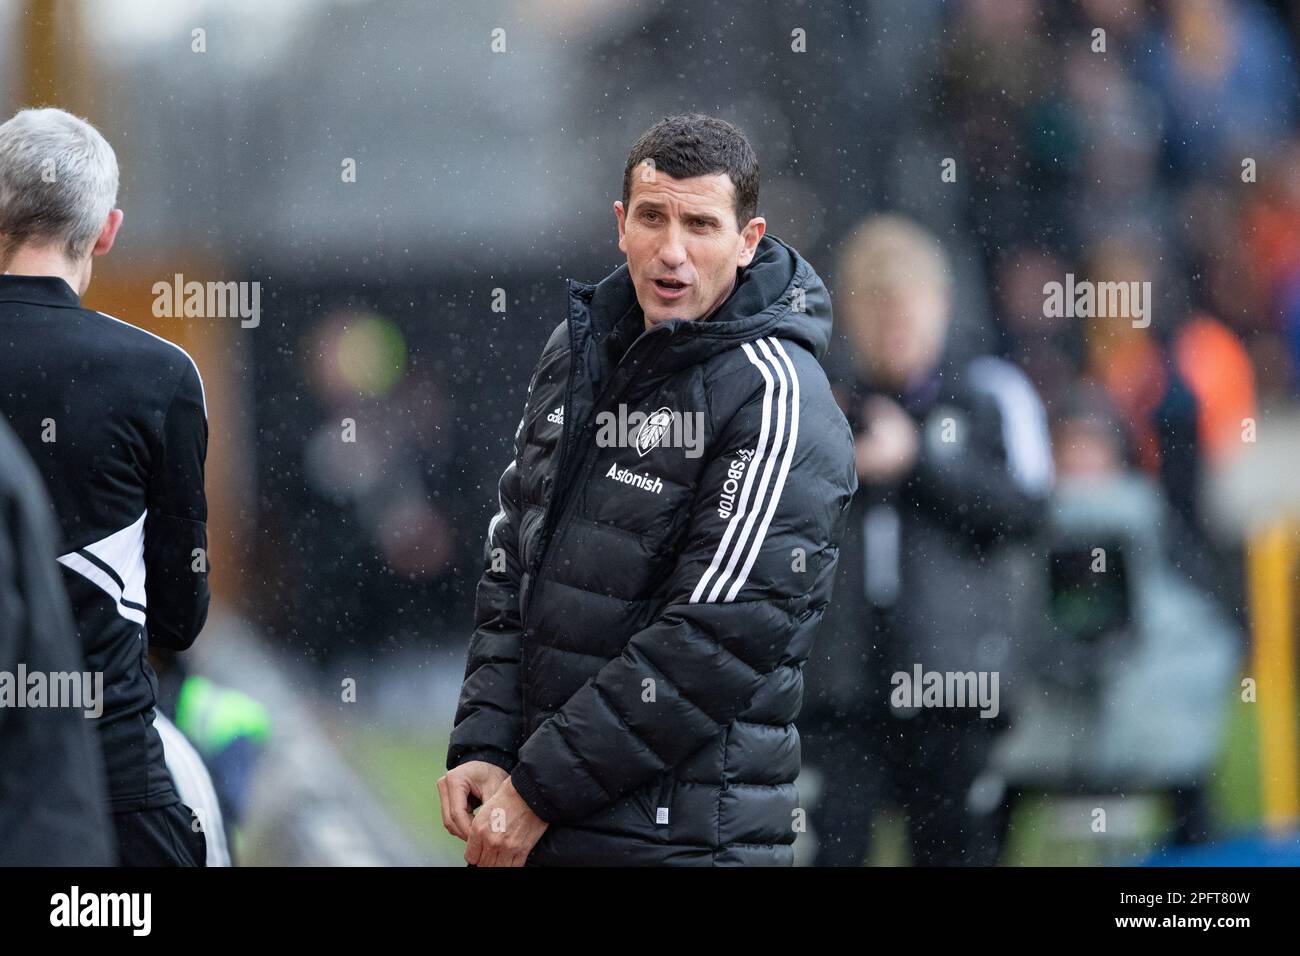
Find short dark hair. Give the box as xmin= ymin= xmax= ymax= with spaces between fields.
xmin=622 ymin=113 xmax=759 ymax=231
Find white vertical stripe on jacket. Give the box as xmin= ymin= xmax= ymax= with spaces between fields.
xmin=690 ymin=336 xmax=799 ymax=604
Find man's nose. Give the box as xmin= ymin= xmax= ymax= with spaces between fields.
xmin=658 ymin=224 xmax=687 ymax=269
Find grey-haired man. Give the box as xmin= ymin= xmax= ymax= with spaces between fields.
xmin=0 ymin=108 xmax=209 ymax=865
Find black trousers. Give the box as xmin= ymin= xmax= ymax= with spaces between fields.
xmin=800 ymin=708 xmax=1006 ymax=866
xmin=112 ymin=801 xmax=207 ymax=867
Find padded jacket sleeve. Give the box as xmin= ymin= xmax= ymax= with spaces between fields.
xmin=445 ymin=358 xmax=547 ymax=775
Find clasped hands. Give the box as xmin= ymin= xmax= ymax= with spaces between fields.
xmin=437 ymin=760 xmax=548 ymax=867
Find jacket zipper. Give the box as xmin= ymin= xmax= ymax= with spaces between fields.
xmin=523 ymin=321 xmax=672 ymax=625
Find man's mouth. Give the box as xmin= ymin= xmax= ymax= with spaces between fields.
xmin=652 ymin=277 xmax=690 ymax=299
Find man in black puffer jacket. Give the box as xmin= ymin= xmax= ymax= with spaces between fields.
xmin=439 ymin=114 xmax=857 ymax=866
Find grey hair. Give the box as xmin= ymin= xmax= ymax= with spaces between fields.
xmin=0 ymin=108 xmax=119 ymax=262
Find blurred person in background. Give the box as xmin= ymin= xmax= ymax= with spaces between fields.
xmin=1141 ymin=0 xmax=1298 ymax=183
xmin=1079 ymin=234 xmax=1255 ymax=616
xmin=991 ymin=246 xmax=1080 ymax=403
xmin=0 ymin=108 xmax=209 ymax=866
xmin=800 ymin=215 xmax=1053 ymax=866
xmin=1079 ymin=235 xmax=1204 ymax=535
xmin=151 ymin=646 xmax=270 ymax=865
xmin=258 ymin=309 xmax=458 ymax=670
xmin=1232 ymin=134 xmax=1300 ymax=392
xmin=0 ymin=416 xmax=115 ymax=865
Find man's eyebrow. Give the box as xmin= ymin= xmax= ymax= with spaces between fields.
xmin=632 ymin=200 xmax=721 ymax=222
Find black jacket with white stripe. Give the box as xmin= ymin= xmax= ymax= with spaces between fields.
xmin=447 ymin=234 xmax=857 ymax=865
xmin=0 ymin=275 xmax=209 ymax=812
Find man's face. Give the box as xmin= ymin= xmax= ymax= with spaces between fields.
xmin=614 ymin=169 xmax=764 ymax=328
xmin=846 ymin=283 xmax=950 ymax=389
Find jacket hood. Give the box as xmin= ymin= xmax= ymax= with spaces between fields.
xmin=569 ymin=233 xmax=833 ymax=373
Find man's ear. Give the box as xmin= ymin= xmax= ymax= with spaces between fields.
xmin=614 ymin=200 xmax=627 ymax=254
xmin=91 ymin=209 xmax=124 ymax=258
xmin=736 ymin=217 xmax=766 ymax=267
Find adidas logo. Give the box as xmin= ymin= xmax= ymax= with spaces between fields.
xmin=546 ymin=406 xmax=564 ymax=425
